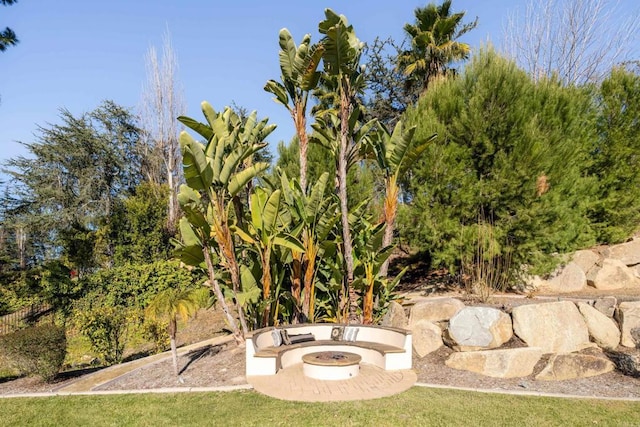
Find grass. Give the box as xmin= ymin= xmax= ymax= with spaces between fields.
xmin=1 ymin=387 xmax=639 ymax=426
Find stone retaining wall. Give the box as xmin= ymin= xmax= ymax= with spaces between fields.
xmin=383 ymin=296 xmax=640 ymax=380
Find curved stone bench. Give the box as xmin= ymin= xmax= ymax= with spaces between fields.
xmin=245 ymin=323 xmax=412 ymax=376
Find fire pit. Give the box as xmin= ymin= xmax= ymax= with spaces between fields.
xmin=302 ymin=351 xmax=362 ymax=380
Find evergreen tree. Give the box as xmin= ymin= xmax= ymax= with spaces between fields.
xmin=588 ymin=67 xmax=640 ymax=242
xmin=401 ymin=48 xmax=596 ymax=275
xmin=2 ymin=101 xmax=142 ymax=272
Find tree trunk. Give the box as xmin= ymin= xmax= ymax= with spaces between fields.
xmin=337 ymin=76 xmax=358 ymax=323
xmin=294 ymin=105 xmax=308 ymax=193
xmin=291 ymin=252 xmax=303 ymax=323
xmin=302 ymin=232 xmax=318 ymax=323
xmin=380 ymin=175 xmax=398 ymax=277
xmin=203 ymin=246 xmax=244 ymax=346
xmin=261 ymin=248 xmax=272 ymax=327
xmin=213 ymin=199 xmax=249 ymax=337
xmin=169 ymin=318 xmax=179 ymax=377
xmin=167 ymin=160 xmax=178 ymax=234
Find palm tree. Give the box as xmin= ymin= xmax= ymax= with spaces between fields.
xmin=398 ymin=0 xmax=477 ymax=94
xmin=265 ymin=29 xmax=324 ymax=193
xmin=145 ymin=287 xmax=210 ymax=377
xmin=0 ymin=0 xmax=18 ymax=52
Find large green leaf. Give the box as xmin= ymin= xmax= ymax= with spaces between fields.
xmin=179 ymin=217 xmax=201 ymax=247
xmin=387 ymin=121 xmax=415 ymax=169
xmin=180 ymin=131 xmax=212 ymax=190
xmin=175 ymin=244 xmax=205 ymax=267
xmin=318 ymin=9 xmax=363 ymax=76
xmin=278 ymin=28 xmax=297 ymax=80
xmin=273 ymin=233 xmax=305 ymax=253
xmin=201 ymin=101 xmax=218 ymax=132
xmin=306 ymin=172 xmax=329 ymax=220
xmin=218 ymin=146 xmax=245 ymax=187
xmin=398 ymin=132 xmax=437 ymax=176
xmin=177 ymin=116 xmax=213 ymax=141
xmin=237 ymin=265 xmax=261 ymax=305
xmin=263 ymin=189 xmax=282 ymax=234
xmin=227 ymin=162 xmax=270 ymax=197
xmin=250 ymin=189 xmax=267 ymax=232
xmin=264 ymin=79 xmax=290 ymax=107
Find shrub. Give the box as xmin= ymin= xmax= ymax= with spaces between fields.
xmin=79 ymin=260 xmax=200 ymax=310
xmin=76 ymin=306 xmax=130 ymax=365
xmin=0 ymin=324 xmax=67 ymax=382
xmin=142 ymin=318 xmax=170 ymax=354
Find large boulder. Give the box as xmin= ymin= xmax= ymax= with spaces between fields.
xmin=445 ymin=347 xmax=543 ymax=378
xmin=446 ymin=307 xmax=512 ymax=351
xmin=522 ymin=274 xmax=545 ymax=291
xmin=535 ymin=353 xmax=615 ymax=381
xmin=587 ymin=259 xmax=639 ymax=290
xmin=617 ymin=301 xmax=640 ymax=348
xmin=512 ymin=301 xmax=590 ymax=353
xmin=381 ymin=301 xmax=408 ymax=329
xmin=542 ymin=262 xmax=587 ymax=293
xmin=409 ymin=298 xmax=464 ymax=325
xmin=594 ymin=296 xmax=617 ymax=318
xmin=577 ymin=302 xmax=620 ymax=350
xmin=572 ymin=250 xmax=601 ymax=275
xmin=604 ymin=239 xmax=640 ymax=266
xmin=411 ymin=320 xmax=443 ymax=358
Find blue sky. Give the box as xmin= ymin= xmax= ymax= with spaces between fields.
xmin=1 ymin=1 xmax=637 ymax=164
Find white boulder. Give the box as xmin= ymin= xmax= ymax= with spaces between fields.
xmin=409 ymin=298 xmax=465 ymax=325
xmin=604 ymin=239 xmax=640 ymax=266
xmin=617 ymin=301 xmax=640 ymax=348
xmin=577 ymin=302 xmax=620 ymax=349
xmin=536 ymin=353 xmax=615 ymax=381
xmin=411 ymin=320 xmax=443 ymax=358
xmin=512 ymin=301 xmax=590 ymax=353
xmin=446 ymin=307 xmax=512 ymax=351
xmin=587 ymin=259 xmax=639 ymax=290
xmin=445 ymin=347 xmax=543 ymax=378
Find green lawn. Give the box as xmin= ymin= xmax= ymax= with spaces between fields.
xmin=1 ymin=387 xmax=639 ymax=426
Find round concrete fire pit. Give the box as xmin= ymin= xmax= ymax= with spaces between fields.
xmin=302 ymin=351 xmax=362 ymax=380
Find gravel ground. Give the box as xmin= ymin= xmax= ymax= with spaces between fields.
xmin=2 ymin=339 xmax=638 ymax=399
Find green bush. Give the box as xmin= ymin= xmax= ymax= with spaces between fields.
xmin=76 ymin=306 xmax=130 ymax=365
xmin=0 ymin=324 xmax=67 ymax=382
xmin=79 ymin=260 xmax=200 ymax=310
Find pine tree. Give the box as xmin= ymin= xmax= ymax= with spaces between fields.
xmin=401 ymin=48 xmax=596 ymax=276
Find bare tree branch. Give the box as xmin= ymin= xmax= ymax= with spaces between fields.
xmin=139 ymin=28 xmax=186 ymax=233
xmin=502 ymin=0 xmax=640 ymax=85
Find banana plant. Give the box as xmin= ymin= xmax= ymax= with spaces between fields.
xmin=278 ymin=170 xmax=340 ymax=322
xmin=231 ymin=187 xmax=305 ymax=327
xmin=350 ymin=207 xmax=408 ymax=324
xmin=310 ymin=105 xmax=375 ymax=322
xmin=318 ymin=9 xmax=367 ymax=323
xmin=265 ymin=28 xmax=324 ymax=192
xmin=365 ymin=121 xmax=437 ymax=276
xmin=174 ymin=102 xmax=274 ymax=341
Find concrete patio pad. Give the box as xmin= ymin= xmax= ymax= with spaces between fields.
xmin=248 ymin=363 xmax=416 ymax=402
